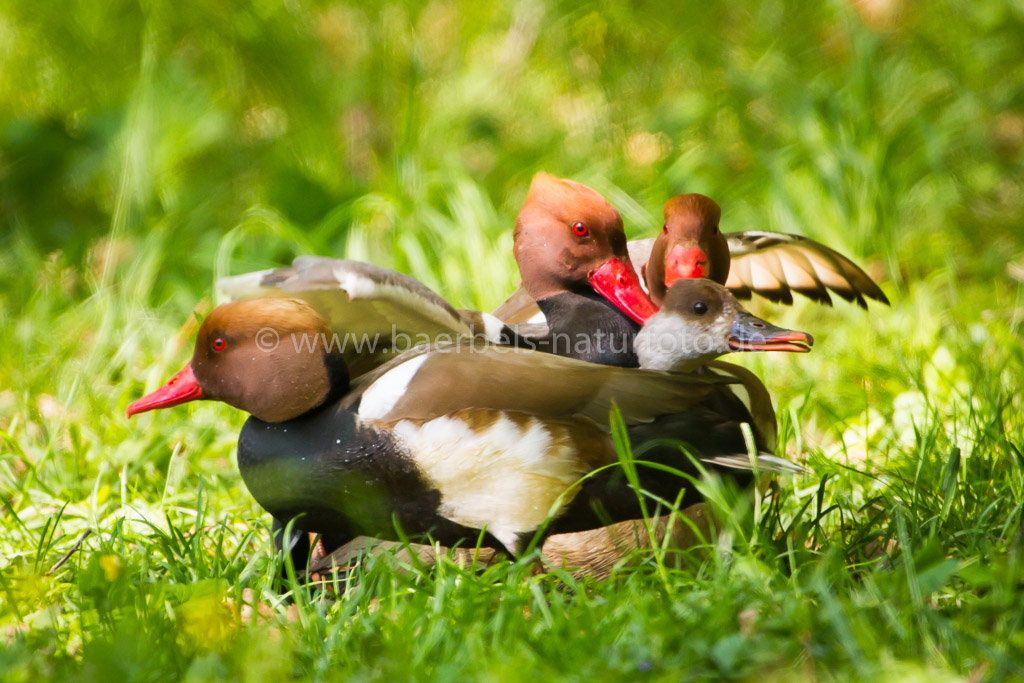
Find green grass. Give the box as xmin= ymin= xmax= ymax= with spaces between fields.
xmin=2 ymin=0 xmax=1024 ymax=678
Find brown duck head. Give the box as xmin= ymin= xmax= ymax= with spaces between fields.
xmin=126 ymin=298 xmax=346 ymax=423
xmin=645 ymin=194 xmax=731 ymax=306
xmin=514 ymin=173 xmax=658 ymax=324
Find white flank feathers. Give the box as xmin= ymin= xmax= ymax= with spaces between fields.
xmin=389 ymin=415 xmax=584 ymax=553
xmin=526 ymin=310 xmax=548 ymax=325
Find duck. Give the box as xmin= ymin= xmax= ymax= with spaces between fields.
xmin=126 ymin=280 xmax=809 ymax=556
xmin=494 ymin=193 xmax=889 ymax=320
xmin=494 ymin=173 xmax=658 ymax=367
xmin=639 ymin=194 xmax=890 ymax=308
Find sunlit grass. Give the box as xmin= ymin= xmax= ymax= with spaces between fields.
xmin=2 ymin=0 xmax=1024 ymax=678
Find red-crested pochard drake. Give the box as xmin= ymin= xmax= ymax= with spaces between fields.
xmin=126 ymin=281 xmax=808 ymax=555
xmin=494 ymin=173 xmax=658 ymax=367
xmin=495 ymin=193 xmax=889 ymax=320
xmin=638 ymin=194 xmax=890 ymax=308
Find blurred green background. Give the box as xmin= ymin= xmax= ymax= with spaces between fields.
xmin=2 ymin=0 xmax=1024 ymax=678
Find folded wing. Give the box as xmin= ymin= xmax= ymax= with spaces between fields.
xmin=351 ymin=343 xmax=734 ymax=427
xmin=218 ymin=257 xmax=500 ymax=376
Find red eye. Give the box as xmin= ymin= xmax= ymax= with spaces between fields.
xmin=211 ymin=337 xmax=226 ymax=352
xmin=663 ymin=224 xmax=668 ymax=234
xmin=572 ymin=221 xmax=589 ymax=237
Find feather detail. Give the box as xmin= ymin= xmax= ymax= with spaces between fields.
xmin=725 ymin=231 xmax=888 ymax=308
xmin=217 ymin=257 xmax=477 ymax=377
xmin=352 ymin=342 xmax=734 ymax=427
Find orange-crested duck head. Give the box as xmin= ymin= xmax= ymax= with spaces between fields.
xmin=645 ymin=194 xmax=731 ymax=306
xmin=126 ymin=298 xmax=347 ymax=423
xmin=513 ymin=173 xmax=658 ymax=324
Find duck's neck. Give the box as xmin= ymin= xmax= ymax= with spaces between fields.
xmin=322 ymin=351 xmax=352 ymax=406
xmin=236 ymin=404 xmax=361 ymax=515
xmin=533 ymin=290 xmax=641 ymax=368
xmin=633 ymin=315 xmax=715 ymax=372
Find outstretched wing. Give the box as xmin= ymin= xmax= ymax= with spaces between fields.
xmin=218 ymin=257 xmax=501 ymax=376
xmin=725 ymin=231 xmax=889 ymax=308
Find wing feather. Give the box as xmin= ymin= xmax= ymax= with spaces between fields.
xmin=217 ymin=258 xmax=474 ymax=376
xmin=357 ymin=343 xmax=733 ymax=427
xmin=725 ymin=250 xmax=754 ymax=300
xmin=750 ymin=250 xmax=794 ymax=305
xmin=726 ymin=231 xmax=887 ymax=308
xmin=774 ymin=249 xmax=833 ymax=306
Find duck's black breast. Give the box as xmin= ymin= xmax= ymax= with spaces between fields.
xmin=236 ymin=404 xmax=506 ymax=548
xmin=237 ymin=404 xmax=440 ymax=539
xmin=515 ymin=291 xmax=641 ymax=367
